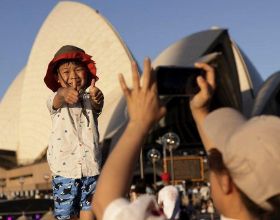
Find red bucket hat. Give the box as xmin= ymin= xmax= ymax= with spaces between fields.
xmin=44 ymin=45 xmax=98 ymax=92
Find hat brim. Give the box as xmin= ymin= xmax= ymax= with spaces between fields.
xmin=204 ymin=107 xmax=246 ymax=154
xmin=44 ymin=51 xmax=98 ymax=92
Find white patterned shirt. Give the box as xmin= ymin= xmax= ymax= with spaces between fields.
xmin=46 ymin=92 xmax=101 ymax=178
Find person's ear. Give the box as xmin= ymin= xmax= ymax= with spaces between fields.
xmin=217 ymin=172 xmax=233 ymax=195
xmin=54 ymin=74 xmax=59 ymax=83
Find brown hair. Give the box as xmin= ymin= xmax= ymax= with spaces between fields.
xmin=208 ymin=148 xmax=228 ymax=174
xmin=208 ymin=148 xmax=267 ymax=219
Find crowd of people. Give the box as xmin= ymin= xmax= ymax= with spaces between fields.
xmin=129 ymin=177 xmax=216 ymax=220
xmin=0 ymin=190 xmax=53 ymax=201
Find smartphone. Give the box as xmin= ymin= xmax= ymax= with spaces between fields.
xmin=155 ymin=66 xmax=204 ymax=96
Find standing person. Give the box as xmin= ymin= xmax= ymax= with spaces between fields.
xmin=190 ymin=63 xmax=280 ymax=219
xmin=44 ymin=45 xmax=104 ymax=220
xmin=158 ymin=172 xmax=181 ymax=220
xmin=199 ymin=182 xmax=210 ymax=202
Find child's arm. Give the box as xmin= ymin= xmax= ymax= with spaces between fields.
xmin=53 ymin=87 xmax=79 ymax=109
xmin=89 ymin=79 xmax=104 ymax=113
xmin=92 ymin=58 xmax=166 ymax=220
xmin=189 ymin=62 xmax=216 ymax=152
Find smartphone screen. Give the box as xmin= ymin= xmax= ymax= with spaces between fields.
xmin=156 ymin=66 xmax=204 ymax=96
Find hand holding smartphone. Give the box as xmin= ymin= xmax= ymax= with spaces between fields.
xmin=155 ymin=66 xmax=205 ymax=97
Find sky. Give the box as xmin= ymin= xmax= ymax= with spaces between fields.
xmin=1 ymin=0 xmax=280 ymax=100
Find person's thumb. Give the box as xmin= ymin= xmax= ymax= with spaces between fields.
xmin=91 ymin=79 xmax=96 ymax=88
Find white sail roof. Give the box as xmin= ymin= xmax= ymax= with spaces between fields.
xmin=0 ymin=68 xmax=25 ymax=152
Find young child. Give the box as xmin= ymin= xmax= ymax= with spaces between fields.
xmin=44 ymin=45 xmax=104 ymax=220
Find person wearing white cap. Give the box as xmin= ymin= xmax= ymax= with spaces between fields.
xmin=157 ymin=172 xmax=181 ymax=219
xmin=190 ymin=63 xmax=280 ymax=220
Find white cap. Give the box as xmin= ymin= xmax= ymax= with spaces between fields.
xmin=204 ymin=107 xmax=280 ymax=210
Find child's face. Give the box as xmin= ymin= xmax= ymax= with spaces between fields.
xmin=57 ymin=61 xmax=88 ymax=91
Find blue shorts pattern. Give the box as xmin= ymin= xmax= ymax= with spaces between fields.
xmin=52 ymin=175 xmax=98 ymax=219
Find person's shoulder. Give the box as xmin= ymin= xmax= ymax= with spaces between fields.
xmin=47 ymin=92 xmax=57 ymax=101
xmin=158 ymin=185 xmax=177 ymax=195
xmin=47 ymin=92 xmax=60 ymax=114
xmin=104 ymin=195 xmax=166 ymax=220
xmin=165 ymin=185 xmax=178 ymax=191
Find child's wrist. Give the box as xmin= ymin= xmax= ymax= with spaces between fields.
xmin=57 ymin=87 xmax=65 ymax=98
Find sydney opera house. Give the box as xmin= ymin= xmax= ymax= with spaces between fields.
xmin=1 ymin=1 xmax=280 ymax=215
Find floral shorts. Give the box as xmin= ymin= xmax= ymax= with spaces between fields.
xmin=52 ymin=175 xmax=99 ymax=219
